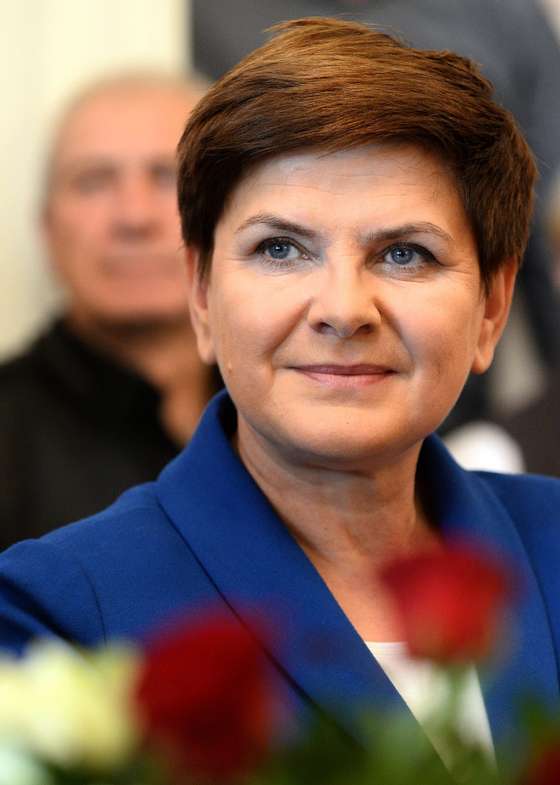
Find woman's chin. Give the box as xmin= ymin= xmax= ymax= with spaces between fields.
xmin=266 ymin=420 xmax=427 ymax=472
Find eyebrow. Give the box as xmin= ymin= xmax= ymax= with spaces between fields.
xmin=235 ymin=213 xmax=317 ymax=240
xmin=362 ymin=222 xmax=454 ymax=245
xmin=235 ymin=213 xmax=453 ymax=245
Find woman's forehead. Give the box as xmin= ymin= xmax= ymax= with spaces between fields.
xmin=235 ymin=143 xmax=448 ymax=185
xmin=217 ymin=144 xmax=470 ymax=242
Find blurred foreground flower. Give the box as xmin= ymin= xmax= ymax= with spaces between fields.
xmin=0 ymin=742 xmax=54 ymax=785
xmin=521 ymin=742 xmax=560 ymax=785
xmin=135 ymin=610 xmax=277 ymax=783
xmin=0 ymin=542 xmax=553 ymax=785
xmin=0 ymin=640 xmax=139 ymax=772
xmin=380 ymin=541 xmax=514 ymax=663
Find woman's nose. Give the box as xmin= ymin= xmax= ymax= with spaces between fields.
xmin=307 ymin=264 xmax=381 ymax=338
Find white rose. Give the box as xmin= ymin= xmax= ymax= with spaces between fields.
xmin=0 ymin=641 xmax=141 ymax=771
xmin=0 ymin=742 xmax=54 ymax=785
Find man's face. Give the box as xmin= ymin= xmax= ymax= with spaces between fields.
xmin=44 ymin=85 xmax=198 ymax=329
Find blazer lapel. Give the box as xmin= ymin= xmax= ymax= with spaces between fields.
xmin=420 ymin=437 xmax=559 ymax=757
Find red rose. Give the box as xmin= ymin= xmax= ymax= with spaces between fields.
xmin=134 ymin=609 xmax=276 ymax=783
xmin=379 ymin=541 xmax=514 ymax=663
xmin=521 ymin=742 xmax=560 ymax=785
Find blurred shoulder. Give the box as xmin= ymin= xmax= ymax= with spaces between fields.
xmin=0 ymin=346 xmax=46 ymax=455
xmin=0 ymin=329 xmax=54 ymax=412
xmin=0 ymin=345 xmax=40 ymax=392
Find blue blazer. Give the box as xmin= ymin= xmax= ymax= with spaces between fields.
xmin=1 ymin=391 xmax=559 ymax=762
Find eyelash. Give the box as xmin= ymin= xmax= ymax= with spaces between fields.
xmin=253 ymin=237 xmax=439 ymax=272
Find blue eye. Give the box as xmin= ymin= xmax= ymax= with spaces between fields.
xmin=255 ymin=237 xmax=307 ymax=268
xmin=382 ymin=243 xmax=435 ymax=269
xmin=388 ymin=246 xmax=415 ymax=265
xmin=266 ymin=240 xmax=295 ymax=260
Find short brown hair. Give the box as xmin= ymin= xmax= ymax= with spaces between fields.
xmin=177 ymin=17 xmax=537 ymax=289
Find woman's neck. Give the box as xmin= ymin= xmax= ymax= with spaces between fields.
xmin=237 ymin=417 xmax=435 ymax=557
xmin=236 ymin=417 xmax=441 ymax=641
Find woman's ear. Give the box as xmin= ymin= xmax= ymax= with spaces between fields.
xmin=471 ymin=258 xmax=517 ymax=374
xmin=185 ymin=246 xmax=217 ymax=364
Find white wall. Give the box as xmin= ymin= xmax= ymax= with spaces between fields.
xmin=0 ymin=0 xmax=190 ymax=358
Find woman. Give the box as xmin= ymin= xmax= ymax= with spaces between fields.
xmin=0 ymin=17 xmax=559 ymax=768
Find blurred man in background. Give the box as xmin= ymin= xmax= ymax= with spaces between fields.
xmin=0 ymin=73 xmax=219 ymax=548
xmin=502 ymin=182 xmax=560 ymax=477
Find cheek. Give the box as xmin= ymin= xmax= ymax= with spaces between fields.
xmin=54 ymin=201 xmax=109 ymax=244
xmin=209 ymin=276 xmax=302 ymax=371
xmin=50 ymin=211 xmax=98 ymax=258
xmin=158 ymin=200 xmax=183 ymax=235
xmin=398 ymin=289 xmax=484 ymax=376
xmin=207 ymin=286 xmax=262 ymax=384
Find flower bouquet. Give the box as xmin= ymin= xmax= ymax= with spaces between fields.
xmin=0 ymin=541 xmax=558 ymax=785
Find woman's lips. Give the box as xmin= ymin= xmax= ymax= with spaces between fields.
xmin=293 ymin=364 xmax=395 ymax=387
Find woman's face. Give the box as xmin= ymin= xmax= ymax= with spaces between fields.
xmin=189 ymin=144 xmax=514 ymax=468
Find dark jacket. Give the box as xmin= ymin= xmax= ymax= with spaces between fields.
xmin=0 ymin=320 xmax=179 ymax=549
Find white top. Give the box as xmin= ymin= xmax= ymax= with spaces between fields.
xmin=365 ymin=641 xmax=495 ymax=771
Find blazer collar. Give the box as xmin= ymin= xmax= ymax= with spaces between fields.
xmin=157 ymin=392 xmax=557 ymax=759
xmin=418 ymin=437 xmax=559 ymax=748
